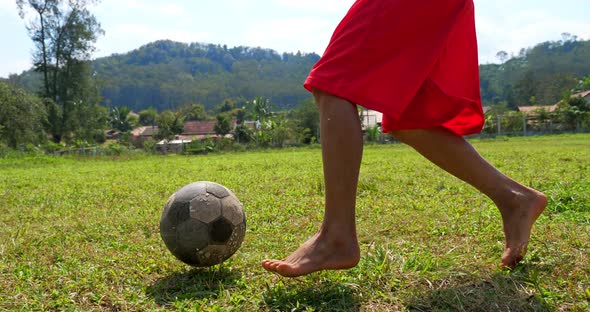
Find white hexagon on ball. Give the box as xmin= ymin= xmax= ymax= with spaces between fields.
xmin=190 ymin=192 xmax=222 ymax=223
xmin=221 ymin=196 xmax=244 ymax=226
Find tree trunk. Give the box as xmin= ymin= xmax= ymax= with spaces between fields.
xmin=38 ymin=10 xmax=50 ymax=98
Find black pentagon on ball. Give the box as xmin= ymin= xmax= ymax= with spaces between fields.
xmin=209 ymin=217 xmax=233 ymax=244
xmin=160 ymin=181 xmax=246 ymax=267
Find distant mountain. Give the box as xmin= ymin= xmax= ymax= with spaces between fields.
xmin=92 ymin=40 xmax=320 ymax=112
xmin=479 ymin=38 xmax=590 ymax=108
xmin=10 ymin=38 xmax=590 ymax=112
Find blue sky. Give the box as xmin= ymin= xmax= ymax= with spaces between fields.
xmin=1 ymin=0 xmax=589 ymax=78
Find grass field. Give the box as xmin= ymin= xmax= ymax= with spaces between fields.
xmin=1 ymin=134 xmax=589 ymax=311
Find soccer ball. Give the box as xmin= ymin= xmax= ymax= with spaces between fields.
xmin=159 ymin=181 xmax=246 ymax=267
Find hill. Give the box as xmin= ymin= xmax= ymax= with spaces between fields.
xmin=479 ymin=36 xmax=590 ymax=108
xmin=8 ymin=37 xmax=590 ymax=112
xmin=92 ymin=40 xmax=319 ymax=111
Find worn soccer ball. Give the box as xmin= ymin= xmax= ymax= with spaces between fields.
xmin=160 ymin=181 xmax=246 ymax=267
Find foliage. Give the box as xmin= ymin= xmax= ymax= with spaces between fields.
xmin=156 ymin=110 xmax=184 ymax=140
xmin=500 ymin=111 xmax=525 ymax=133
xmin=84 ymin=41 xmax=319 ymax=112
xmin=232 ymin=124 xmax=253 ymax=144
xmin=267 ymin=114 xmax=291 ymax=147
xmin=138 ymin=107 xmax=157 ymax=126
xmin=247 ymin=96 xmax=273 ymax=122
xmin=142 ymin=137 xmax=156 ymax=153
xmin=365 ymin=125 xmax=380 ymax=142
xmin=480 ymin=37 xmax=590 ymax=106
xmin=179 ymin=103 xmax=207 ymax=121
xmin=108 ymin=105 xmax=133 ymax=132
xmin=16 ymin=0 xmax=104 ymax=142
xmin=289 ymin=98 xmax=319 ymax=144
xmin=213 ymin=114 xmax=231 ymax=135
xmin=214 ymin=99 xmax=236 ymax=114
xmin=0 ymin=81 xmax=47 ymax=148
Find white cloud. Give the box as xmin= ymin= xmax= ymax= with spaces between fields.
xmin=159 ymin=3 xmax=186 ymax=17
xmin=94 ymin=23 xmax=210 ymax=57
xmin=276 ymin=0 xmax=355 ymax=14
xmin=476 ymin=7 xmax=590 ymax=63
xmin=241 ymin=17 xmax=335 ymax=54
xmin=96 ymin=0 xmax=188 ymax=18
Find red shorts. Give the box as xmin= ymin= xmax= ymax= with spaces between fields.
xmin=304 ymin=0 xmax=484 ymax=135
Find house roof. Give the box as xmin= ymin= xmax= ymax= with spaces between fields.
xmin=572 ymin=90 xmax=590 ymax=99
xmin=157 ymin=139 xmax=192 ymax=145
xmin=183 ymin=120 xmax=217 ymax=135
xmin=131 ymin=126 xmax=159 ymax=137
xmin=518 ymin=105 xmax=558 ymax=113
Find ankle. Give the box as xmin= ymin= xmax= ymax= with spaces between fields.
xmin=319 ymin=222 xmax=357 ymax=240
xmin=489 ymin=181 xmax=528 ymax=208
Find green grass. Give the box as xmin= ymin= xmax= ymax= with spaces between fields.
xmin=1 ymin=134 xmax=589 ymax=311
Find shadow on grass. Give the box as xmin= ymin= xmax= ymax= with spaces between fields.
xmin=405 ymin=269 xmax=551 ymax=312
xmin=261 ymin=280 xmax=360 ymax=312
xmin=146 ymin=266 xmax=242 ymax=305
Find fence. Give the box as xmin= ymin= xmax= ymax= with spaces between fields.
xmin=365 ymin=111 xmax=590 ymax=143
xmin=479 ymin=112 xmax=590 ymax=137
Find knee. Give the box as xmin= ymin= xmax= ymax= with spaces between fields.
xmin=312 ymin=88 xmax=356 ymax=111
xmin=312 ymin=88 xmax=334 ymax=105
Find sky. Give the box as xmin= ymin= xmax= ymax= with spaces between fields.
xmin=1 ymin=0 xmax=589 ymax=78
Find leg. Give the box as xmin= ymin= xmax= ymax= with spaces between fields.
xmin=390 ymin=127 xmax=547 ymax=268
xmin=261 ymin=89 xmax=362 ymax=277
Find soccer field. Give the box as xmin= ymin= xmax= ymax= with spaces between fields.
xmin=1 ymin=134 xmax=588 ymax=311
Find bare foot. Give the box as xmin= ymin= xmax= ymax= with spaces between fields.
xmin=261 ymin=231 xmax=360 ymax=277
xmin=497 ymin=187 xmax=547 ymax=268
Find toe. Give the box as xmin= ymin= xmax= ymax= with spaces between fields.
xmin=261 ymin=260 xmax=277 ymax=271
xmin=501 ymin=246 xmax=526 ymax=268
xmin=269 ymin=261 xmax=283 ymax=271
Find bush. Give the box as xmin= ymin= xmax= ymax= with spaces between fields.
xmin=216 ymin=138 xmax=234 ymax=151
xmin=142 ymin=138 xmax=156 ymax=153
xmin=42 ymin=141 xmax=64 ymax=154
xmin=106 ymin=142 xmax=124 ymax=155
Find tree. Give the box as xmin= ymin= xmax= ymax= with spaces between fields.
xmin=568 ymin=95 xmax=590 ymax=112
xmin=496 ymin=51 xmax=509 ymax=64
xmin=179 ymin=103 xmax=207 ymax=121
xmin=17 ymin=0 xmax=104 ymax=142
xmin=244 ymin=96 xmax=274 ymax=146
xmin=109 ymin=106 xmax=133 ymax=132
xmin=291 ymin=98 xmax=319 ymax=144
xmin=138 ymin=108 xmax=158 ymax=126
xmin=514 ymin=70 xmax=536 ymax=105
xmin=248 ymin=96 xmax=272 ymax=122
xmin=232 ymin=124 xmax=252 ymax=143
xmin=235 ymin=108 xmax=246 ymax=124
xmin=533 ymin=107 xmax=551 ymax=131
xmin=214 ymin=114 xmax=231 ymax=135
xmin=0 ymin=81 xmax=47 ymax=148
xmin=156 ymin=110 xmax=184 ymax=140
xmin=268 ymin=115 xmax=291 ymax=147
xmin=215 ymin=99 xmax=235 ymax=114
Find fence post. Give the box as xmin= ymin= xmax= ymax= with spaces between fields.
xmin=497 ymin=115 xmax=502 ymax=135
xmin=523 ymin=113 xmax=527 ymax=136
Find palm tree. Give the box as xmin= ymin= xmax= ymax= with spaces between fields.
xmin=250 ymin=96 xmax=272 ymax=125
xmin=109 ymin=106 xmax=132 ymax=132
